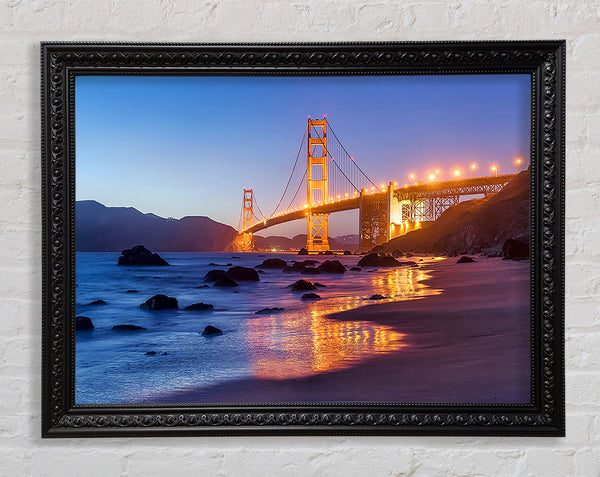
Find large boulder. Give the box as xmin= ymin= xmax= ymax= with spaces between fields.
xmin=204 ymin=269 xmax=229 ymax=282
xmin=298 ymin=248 xmax=309 ymax=255
xmin=118 ymin=245 xmax=169 ymax=266
xmin=318 ymin=260 xmax=345 ymax=273
xmin=87 ymin=299 xmax=106 ymax=306
xmin=456 ymin=256 xmax=475 ymax=263
xmin=184 ymin=302 xmax=214 ymax=311
xmin=357 ymin=253 xmax=401 ymax=267
xmin=301 ymin=267 xmax=321 ymax=275
xmin=76 ymin=316 xmax=94 ymax=331
xmin=502 ymin=238 xmax=529 ymax=260
xmin=289 ymin=279 xmax=317 ymax=291
xmin=255 ymin=258 xmax=287 ymax=269
xmin=227 ymin=266 xmax=260 ymax=281
xmin=201 ymin=325 xmax=223 ymax=336
xmin=140 ymin=294 xmax=178 ymax=310
xmin=112 ymin=324 xmax=147 ymax=331
xmin=255 ymin=307 xmax=285 ymax=314
xmin=214 ymin=278 xmax=239 ymax=288
xmin=301 ymin=293 xmax=322 ymax=301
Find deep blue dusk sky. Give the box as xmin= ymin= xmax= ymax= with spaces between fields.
xmin=76 ymin=74 xmax=530 ymax=237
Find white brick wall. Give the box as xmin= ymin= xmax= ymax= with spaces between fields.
xmin=0 ymin=1 xmax=598 ymax=475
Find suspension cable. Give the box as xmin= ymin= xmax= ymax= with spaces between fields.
xmin=312 ymin=125 xmax=361 ymax=194
xmin=267 ymin=125 xmax=307 ymax=218
xmin=252 ymin=193 xmax=268 ymax=221
xmin=327 ymin=120 xmax=380 ymax=191
xmin=284 ymin=169 xmax=307 ymax=211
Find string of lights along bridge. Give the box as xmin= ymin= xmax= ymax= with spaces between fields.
xmin=235 ymin=117 xmax=519 ymax=253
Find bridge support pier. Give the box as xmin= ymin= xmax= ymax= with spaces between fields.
xmin=359 ymin=182 xmax=402 ymax=251
xmin=307 ymin=212 xmax=330 ymax=253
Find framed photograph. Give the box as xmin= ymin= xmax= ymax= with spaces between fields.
xmin=41 ymin=41 xmax=565 ymax=437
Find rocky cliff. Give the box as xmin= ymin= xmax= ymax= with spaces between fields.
xmin=373 ymin=169 xmax=530 ymax=256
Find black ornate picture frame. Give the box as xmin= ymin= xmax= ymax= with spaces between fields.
xmin=41 ymin=41 xmax=565 ymax=437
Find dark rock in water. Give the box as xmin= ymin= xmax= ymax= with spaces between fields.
xmin=322 ymin=250 xmax=334 ymax=255
xmin=399 ymin=261 xmax=417 ymax=266
xmin=369 ymin=294 xmax=385 ymax=300
xmin=196 ymin=284 xmax=210 ymax=288
xmin=184 ymin=302 xmax=214 ymax=311
xmin=289 ymin=279 xmax=317 ymax=291
xmin=301 ymin=293 xmax=321 ymax=301
xmin=231 ymin=256 xmax=241 ymax=259
xmin=343 ymin=250 xmax=352 ymax=255
xmin=258 ymin=254 xmax=265 ymax=257
xmin=126 ymin=289 xmax=138 ymax=293
xmin=297 ymin=260 xmax=317 ymax=267
xmin=204 ymin=269 xmax=229 ymax=282
xmin=145 ymin=351 xmax=157 ymax=355
xmin=357 ymin=253 xmax=401 ymax=267
xmin=112 ymin=324 xmax=147 ymax=331
xmin=502 ymin=238 xmax=529 ymax=260
xmin=392 ymin=249 xmax=404 ymax=258
xmin=118 ymin=245 xmax=169 ymax=266
xmin=314 ymin=282 xmax=326 ymax=288
xmin=350 ymin=267 xmax=361 ymax=271
xmin=201 ymin=325 xmax=223 ymax=336
xmin=456 ymin=256 xmax=475 ymax=263
xmin=405 ymin=252 xmax=414 ymax=258
xmin=255 ymin=307 xmax=285 ymax=314
xmin=419 ymin=259 xmax=424 ymax=261
xmin=227 ymin=266 xmax=260 ymax=281
xmin=255 ymin=258 xmax=287 ymax=269
xmin=161 ymin=352 xmax=168 ymax=355
xmin=298 ymin=248 xmax=309 ymax=255
xmin=76 ymin=316 xmax=94 ymax=331
xmin=88 ymin=299 xmax=106 ymax=306
xmin=301 ymin=267 xmax=321 ymax=275
xmin=283 ymin=260 xmax=316 ymax=274
xmin=214 ymin=278 xmax=239 ymax=288
xmin=208 ymin=262 xmax=233 ymax=267
xmin=318 ymin=260 xmax=345 ymax=274
xmin=140 ymin=294 xmax=178 ymax=310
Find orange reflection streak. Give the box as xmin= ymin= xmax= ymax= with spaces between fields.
xmin=244 ymin=262 xmax=442 ymax=381
xmin=247 ymin=310 xmax=406 ymax=380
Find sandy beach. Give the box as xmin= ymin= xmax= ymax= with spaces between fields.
xmin=156 ymin=256 xmax=530 ymax=404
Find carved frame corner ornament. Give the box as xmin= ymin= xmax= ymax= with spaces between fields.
xmin=41 ymin=41 xmax=565 ymax=437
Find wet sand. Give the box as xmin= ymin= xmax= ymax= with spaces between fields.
xmin=160 ymin=257 xmax=531 ymax=404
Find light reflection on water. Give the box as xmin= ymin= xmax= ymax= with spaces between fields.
xmin=243 ymin=264 xmax=438 ymax=381
xmin=75 ymin=252 xmax=442 ymax=403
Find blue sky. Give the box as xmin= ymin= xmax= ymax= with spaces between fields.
xmin=76 ymin=74 xmax=530 ymax=237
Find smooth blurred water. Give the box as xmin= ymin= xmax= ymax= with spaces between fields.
xmin=75 ymin=252 xmax=438 ymax=404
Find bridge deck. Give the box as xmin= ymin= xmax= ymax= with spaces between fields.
xmin=243 ymin=173 xmax=517 ymax=235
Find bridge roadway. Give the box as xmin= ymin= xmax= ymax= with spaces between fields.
xmin=242 ymin=173 xmax=517 ymax=235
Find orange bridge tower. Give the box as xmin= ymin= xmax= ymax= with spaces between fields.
xmin=306 ymin=118 xmax=330 ymax=252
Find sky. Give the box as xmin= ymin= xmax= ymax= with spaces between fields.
xmin=76 ymin=74 xmax=531 ymax=237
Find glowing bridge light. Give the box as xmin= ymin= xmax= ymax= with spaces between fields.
xmin=428 ymin=173 xmax=435 ymax=181
xmin=435 ymin=169 xmax=440 ymax=174
xmin=454 ymin=169 xmax=460 ymax=179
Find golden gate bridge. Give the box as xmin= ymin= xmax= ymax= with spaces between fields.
xmin=233 ymin=117 xmax=516 ymax=253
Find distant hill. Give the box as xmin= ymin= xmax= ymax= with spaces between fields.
xmin=373 ymin=169 xmax=530 ymax=256
xmin=76 ymin=201 xmax=238 ymax=252
xmin=254 ymin=234 xmax=359 ymax=252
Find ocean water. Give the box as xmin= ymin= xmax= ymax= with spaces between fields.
xmin=75 ymin=252 xmax=437 ymax=404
